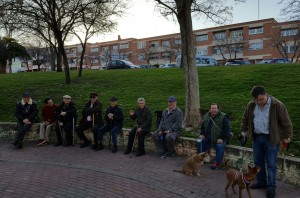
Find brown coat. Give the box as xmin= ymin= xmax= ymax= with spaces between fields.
xmin=241 ymin=95 xmax=293 ymax=145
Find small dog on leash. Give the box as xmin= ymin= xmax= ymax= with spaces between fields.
xmin=173 ymin=152 xmax=210 ymax=176
xmin=225 ymin=165 xmax=260 ymax=198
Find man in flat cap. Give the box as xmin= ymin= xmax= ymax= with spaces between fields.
xmin=13 ymin=92 xmax=38 ymax=149
xmin=55 ymin=95 xmax=77 ymax=146
xmin=75 ymin=92 xmax=104 ymax=148
xmin=95 ymin=97 xmax=123 ymax=153
xmin=152 ymin=96 xmax=183 ymax=158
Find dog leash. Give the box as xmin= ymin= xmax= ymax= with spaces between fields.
xmin=235 ymin=171 xmax=251 ymax=187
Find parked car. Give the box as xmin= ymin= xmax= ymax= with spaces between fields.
xmin=139 ymin=64 xmax=156 ymax=69
xmin=159 ymin=63 xmax=177 ymax=68
xmin=259 ymin=58 xmax=290 ymax=64
xmin=106 ymin=60 xmax=140 ymax=69
xmin=225 ymin=60 xmax=251 ymax=66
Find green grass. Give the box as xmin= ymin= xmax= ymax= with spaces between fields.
xmin=0 ymin=64 xmax=299 ymax=156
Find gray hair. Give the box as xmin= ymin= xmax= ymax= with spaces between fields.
xmin=137 ymin=98 xmax=145 ymax=103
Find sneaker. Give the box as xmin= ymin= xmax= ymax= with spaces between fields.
xmin=80 ymin=141 xmax=90 ymax=148
xmin=266 ymin=189 xmax=276 ymax=198
xmin=211 ymin=162 xmax=221 ymax=170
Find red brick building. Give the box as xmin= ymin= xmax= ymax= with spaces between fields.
xmin=65 ymin=18 xmax=300 ymax=68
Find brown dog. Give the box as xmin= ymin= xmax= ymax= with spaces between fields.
xmin=225 ymin=165 xmax=260 ymax=198
xmin=173 ymin=152 xmax=209 ymax=176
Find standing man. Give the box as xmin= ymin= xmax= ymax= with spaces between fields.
xmin=240 ymin=86 xmax=292 ymax=198
xmin=75 ymin=92 xmax=104 ymax=148
xmin=196 ymin=103 xmax=231 ymax=170
xmin=55 ymin=95 xmax=77 ymax=147
xmin=95 ymin=97 xmax=123 ymax=153
xmin=13 ymin=92 xmax=38 ymax=149
xmin=38 ymin=97 xmax=58 ymax=145
xmin=124 ymin=98 xmax=152 ymax=157
xmin=152 ymin=96 xmax=183 ymax=158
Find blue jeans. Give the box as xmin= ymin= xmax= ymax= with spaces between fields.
xmin=196 ymin=137 xmax=227 ymax=163
xmin=97 ymin=124 xmax=120 ymax=145
xmin=253 ymin=134 xmax=279 ymax=190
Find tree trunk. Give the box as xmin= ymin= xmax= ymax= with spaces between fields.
xmin=56 ymin=33 xmax=70 ymax=84
xmin=0 ymin=59 xmax=7 ymax=74
xmin=176 ymin=0 xmax=201 ymax=129
xmin=78 ymin=43 xmax=87 ymax=77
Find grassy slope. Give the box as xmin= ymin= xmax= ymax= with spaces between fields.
xmin=0 ymin=64 xmax=299 ymax=155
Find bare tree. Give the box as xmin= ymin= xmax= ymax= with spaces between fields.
xmin=279 ymin=0 xmax=300 ymax=20
xmin=153 ymin=0 xmax=246 ymax=129
xmin=268 ymin=23 xmax=300 ymax=62
xmin=71 ymin=0 xmax=126 ymax=77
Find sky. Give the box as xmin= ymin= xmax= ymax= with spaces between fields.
xmin=67 ymin=0 xmax=285 ymax=44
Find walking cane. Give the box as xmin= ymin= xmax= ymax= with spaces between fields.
xmin=72 ymin=118 xmax=75 ymax=146
xmin=130 ymin=125 xmax=139 ymax=158
xmin=92 ymin=113 xmax=95 ymax=127
xmin=58 ymin=121 xmax=64 ymax=145
xmin=109 ymin=120 xmax=112 ymax=150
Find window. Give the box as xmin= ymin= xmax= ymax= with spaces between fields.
xmin=175 ymin=39 xmax=181 ymax=45
xmin=137 ymin=42 xmax=146 ymax=49
xmin=162 ymin=40 xmax=170 ymax=47
xmin=91 ymin=58 xmax=99 ymax=63
xmin=283 ymin=45 xmax=298 ymax=53
xmin=102 ymin=47 xmax=108 ymax=52
xmin=77 ymin=47 xmax=83 ymax=52
xmin=249 ymin=42 xmax=263 ymax=50
xmin=196 ymin=34 xmax=208 ymax=42
xmin=230 ymin=30 xmax=243 ymax=38
xmin=150 ymin=53 xmax=158 ymax=60
xmin=212 ymin=47 xmax=224 ymax=54
xmin=150 ymin=41 xmax=159 ymax=48
xmin=162 ymin=52 xmax=170 ymax=59
xmin=196 ymin=49 xmax=208 ymax=55
xmin=249 ymin=27 xmax=263 ymax=35
xmin=91 ymin=47 xmax=99 ymax=53
xmin=213 ymin=32 xmax=226 ymax=40
xmin=65 ymin=49 xmax=69 ymax=53
xmin=120 ymin=43 xmax=129 ymax=49
xmin=138 ymin=53 xmax=145 ymax=61
xmin=281 ymin=29 xmax=298 ymax=37
xmin=112 ymin=45 xmax=118 ymax=51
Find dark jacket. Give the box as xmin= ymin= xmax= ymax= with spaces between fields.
xmin=241 ymin=95 xmax=293 ymax=144
xmin=158 ymin=107 xmax=183 ymax=133
xmin=130 ymin=106 xmax=152 ymax=131
xmin=15 ymin=99 xmax=38 ymax=123
xmin=104 ymin=105 xmax=123 ymax=128
xmin=56 ymin=102 xmax=77 ymax=124
xmin=80 ymin=100 xmax=104 ymax=126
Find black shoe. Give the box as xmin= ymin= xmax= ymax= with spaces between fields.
xmin=54 ymin=142 xmax=63 ymax=147
xmin=250 ymin=183 xmax=267 ymax=189
xmin=123 ymin=149 xmax=131 ymax=154
xmin=266 ymin=189 xmax=275 ymax=198
xmin=12 ymin=140 xmax=18 ymax=146
xmin=91 ymin=144 xmax=98 ymax=150
xmin=135 ymin=151 xmax=145 ymax=157
xmin=17 ymin=142 xmax=23 ymax=149
xmin=80 ymin=141 xmax=90 ymax=148
xmin=94 ymin=144 xmax=104 ymax=151
xmin=112 ymin=145 xmax=118 ymax=153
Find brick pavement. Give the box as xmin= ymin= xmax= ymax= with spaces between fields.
xmin=0 ymin=141 xmax=299 ymax=198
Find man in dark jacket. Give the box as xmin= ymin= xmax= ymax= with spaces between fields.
xmin=75 ymin=92 xmax=104 ymax=148
xmin=124 ymin=98 xmax=152 ymax=157
xmin=95 ymin=97 xmax=123 ymax=153
xmin=55 ymin=95 xmax=77 ymax=147
xmin=197 ymin=103 xmax=231 ymax=170
xmin=240 ymin=86 xmax=292 ymax=198
xmin=13 ymin=92 xmax=38 ymax=149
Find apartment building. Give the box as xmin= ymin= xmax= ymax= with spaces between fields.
xmin=65 ymin=18 xmax=300 ymax=68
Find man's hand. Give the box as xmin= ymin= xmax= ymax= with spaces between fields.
xmin=129 ymin=110 xmax=134 ymax=116
xmin=283 ymin=138 xmax=291 ymax=144
xmin=199 ymin=135 xmax=205 ymax=139
xmin=217 ymin=139 xmax=223 ymax=144
xmin=59 ymin=122 xmax=63 ymax=127
xmin=108 ymin=113 xmax=113 ymax=119
xmin=23 ymin=118 xmax=31 ymax=125
xmin=61 ymin=112 xmax=67 ymax=116
xmin=137 ymin=127 xmax=142 ymax=133
xmin=158 ymin=130 xmax=163 ymax=136
xmin=241 ymin=132 xmax=247 ymax=137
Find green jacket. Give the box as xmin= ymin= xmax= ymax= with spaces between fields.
xmin=240 ymin=95 xmax=293 ymax=144
xmin=201 ymin=111 xmax=229 ymax=143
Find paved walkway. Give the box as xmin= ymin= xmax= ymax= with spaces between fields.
xmin=0 ymin=141 xmax=299 ymax=198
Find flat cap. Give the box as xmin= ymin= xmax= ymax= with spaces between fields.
xmin=63 ymin=95 xmax=72 ymax=99
xmin=89 ymin=92 xmax=98 ymax=98
xmin=22 ymin=92 xmax=30 ymax=97
xmin=110 ymin=96 xmax=118 ymax=101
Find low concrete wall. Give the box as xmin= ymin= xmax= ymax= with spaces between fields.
xmin=1 ymin=122 xmax=299 ymax=186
